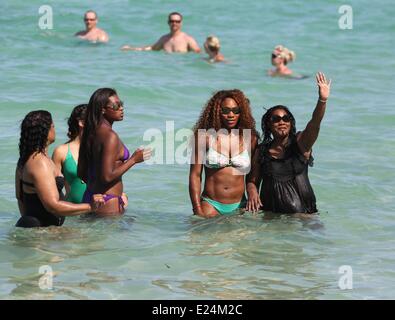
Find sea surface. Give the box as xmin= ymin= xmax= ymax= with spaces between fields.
xmin=0 ymin=0 xmax=394 ymax=299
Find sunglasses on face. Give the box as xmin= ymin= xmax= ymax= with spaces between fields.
xmin=84 ymin=18 xmax=96 ymax=21
xmin=221 ymin=106 xmax=241 ymax=115
xmin=168 ymin=19 xmax=181 ymax=24
xmin=106 ymin=101 xmax=124 ymax=111
xmin=271 ymin=114 xmax=291 ymax=123
xmin=272 ymin=53 xmax=281 ymax=59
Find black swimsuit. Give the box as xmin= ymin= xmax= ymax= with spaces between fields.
xmin=16 ymin=176 xmax=66 ymax=228
xmin=259 ymin=138 xmax=317 ymax=214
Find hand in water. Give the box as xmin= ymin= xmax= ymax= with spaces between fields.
xmin=246 ymin=187 xmax=262 ymax=213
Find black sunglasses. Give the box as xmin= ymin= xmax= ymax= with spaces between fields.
xmin=168 ymin=19 xmax=181 ymax=24
xmin=106 ymin=101 xmax=124 ymax=111
xmin=271 ymin=53 xmax=280 ymax=59
xmin=221 ymin=106 xmax=241 ymax=115
xmin=270 ymin=114 xmax=291 ymax=123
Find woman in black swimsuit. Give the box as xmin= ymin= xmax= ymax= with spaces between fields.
xmin=15 ymin=110 xmax=104 ymax=228
xmin=247 ymin=72 xmax=331 ymax=214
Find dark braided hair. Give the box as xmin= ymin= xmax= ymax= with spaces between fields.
xmin=78 ymin=88 xmax=117 ymax=182
xmin=66 ymin=104 xmax=87 ymax=142
xmin=18 ymin=110 xmax=52 ymax=169
xmin=260 ymin=105 xmax=296 ymax=148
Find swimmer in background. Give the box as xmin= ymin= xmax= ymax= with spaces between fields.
xmin=203 ymin=35 xmax=226 ymax=63
xmin=75 ymin=10 xmax=109 ymax=43
xmin=268 ymin=45 xmax=305 ymax=78
xmin=121 ymin=12 xmax=200 ymax=53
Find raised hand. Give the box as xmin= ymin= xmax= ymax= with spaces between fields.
xmin=316 ymin=72 xmax=331 ymax=101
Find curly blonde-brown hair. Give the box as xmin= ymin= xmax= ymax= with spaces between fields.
xmin=193 ymin=89 xmax=259 ymax=138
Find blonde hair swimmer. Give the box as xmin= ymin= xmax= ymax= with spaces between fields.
xmin=268 ymin=45 xmax=296 ymax=77
xmin=204 ymin=35 xmax=225 ymax=63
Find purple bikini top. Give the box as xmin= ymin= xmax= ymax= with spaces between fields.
xmin=122 ymin=143 xmax=130 ymax=161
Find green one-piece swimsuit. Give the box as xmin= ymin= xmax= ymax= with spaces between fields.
xmin=63 ymin=144 xmax=86 ymax=203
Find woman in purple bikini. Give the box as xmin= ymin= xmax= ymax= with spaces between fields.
xmin=78 ymin=88 xmax=151 ymax=216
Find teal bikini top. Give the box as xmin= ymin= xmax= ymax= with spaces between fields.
xmin=205 ymin=147 xmax=250 ymax=169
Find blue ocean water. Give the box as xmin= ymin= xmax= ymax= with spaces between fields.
xmin=0 ymin=0 xmax=394 ymax=299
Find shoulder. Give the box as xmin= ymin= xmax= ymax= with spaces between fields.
xmin=185 ymin=33 xmax=197 ymax=42
xmin=98 ymin=28 xmax=108 ymax=36
xmin=97 ymin=29 xmax=109 ymax=41
xmin=100 ymin=128 xmax=120 ymax=145
xmin=27 ymin=153 xmax=52 ymax=173
xmin=75 ymin=30 xmax=84 ymax=36
xmin=53 ymin=144 xmax=68 ymax=159
xmin=159 ymin=34 xmax=170 ymax=41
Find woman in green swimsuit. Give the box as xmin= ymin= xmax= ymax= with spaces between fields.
xmin=52 ymin=104 xmax=88 ymax=203
xmin=189 ymin=89 xmax=259 ymax=218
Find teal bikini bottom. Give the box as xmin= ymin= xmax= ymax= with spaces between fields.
xmin=201 ymin=196 xmax=245 ymax=215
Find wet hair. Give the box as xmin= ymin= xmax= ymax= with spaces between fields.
xmin=206 ymin=35 xmax=220 ymax=52
xmin=273 ymin=45 xmax=296 ymax=65
xmin=193 ymin=89 xmax=259 ymax=138
xmin=168 ymin=12 xmax=183 ymax=21
xmin=17 ymin=110 xmax=52 ymax=169
xmin=84 ymin=10 xmax=97 ymax=19
xmin=78 ymin=88 xmax=117 ymax=182
xmin=67 ymin=104 xmax=87 ymax=143
xmin=260 ymin=105 xmax=296 ymax=147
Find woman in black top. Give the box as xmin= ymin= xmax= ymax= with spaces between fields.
xmin=247 ymin=72 xmax=331 ymax=214
xmin=15 ymin=110 xmax=104 ymax=228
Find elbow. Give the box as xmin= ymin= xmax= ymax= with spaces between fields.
xmin=101 ymin=174 xmax=114 ymax=185
xmin=43 ymin=201 xmax=60 ymax=215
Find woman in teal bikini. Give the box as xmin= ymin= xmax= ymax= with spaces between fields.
xmin=189 ymin=89 xmax=259 ymax=218
xmin=52 ymin=104 xmax=88 ymax=203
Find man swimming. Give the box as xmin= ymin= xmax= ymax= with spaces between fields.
xmin=75 ymin=10 xmax=109 ymax=43
xmin=121 ymin=12 xmax=200 ymax=53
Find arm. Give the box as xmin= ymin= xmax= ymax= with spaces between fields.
xmin=189 ymin=164 xmax=204 ymax=216
xmin=52 ymin=145 xmax=70 ymax=196
xmin=246 ymin=148 xmax=263 ymax=212
xmin=298 ymin=72 xmax=331 ymax=155
xmin=189 ymin=133 xmax=206 ymax=216
xmin=121 ymin=35 xmax=165 ymax=51
xmin=187 ymin=36 xmax=201 ymax=53
xmin=31 ymin=158 xmax=102 ymax=216
xmin=15 ymin=168 xmax=25 ymax=215
xmin=100 ymin=132 xmax=150 ymax=184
